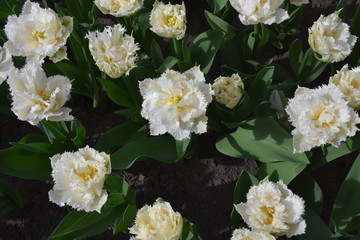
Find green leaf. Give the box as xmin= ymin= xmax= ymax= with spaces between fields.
xmin=111 ymin=136 xmax=187 ymax=170
xmin=155 ymin=56 xmax=179 ymax=73
xmin=180 ymin=219 xmax=203 ymax=240
xmin=113 ymin=203 xmax=137 ymax=234
xmin=296 ymin=209 xmax=333 ymax=240
xmin=0 ymin=197 xmax=17 ymax=218
xmin=331 ymin=154 xmax=360 ymax=230
xmin=0 ymin=135 xmax=52 ymax=180
xmin=37 ymin=121 xmax=69 ymax=144
xmin=95 ymin=122 xmax=144 ymax=153
xmin=258 ymin=161 xmax=307 ymax=184
xmin=289 ymin=174 xmax=323 ymax=214
xmin=69 ymin=119 xmax=86 ymax=148
xmin=150 ymin=39 xmax=164 ymax=69
xmin=216 ymin=117 xmax=309 ymax=164
xmin=205 ymin=10 xmax=236 ymax=38
xmin=98 ymin=78 xmax=135 ymax=108
xmin=48 ymin=204 xmax=124 ymax=240
xmin=231 ymin=171 xmax=259 ymax=227
xmin=207 ymin=0 xmax=228 ymax=13
xmin=104 ymin=173 xmax=131 ymax=196
xmin=189 ymin=30 xmax=224 ymax=73
xmin=289 ymin=39 xmax=303 ymax=74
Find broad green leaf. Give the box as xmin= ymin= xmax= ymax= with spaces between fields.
xmin=104 ymin=173 xmax=131 ymax=196
xmin=258 ymin=160 xmax=307 ymax=184
xmin=289 ymin=174 xmax=323 ymax=214
xmin=231 ymin=171 xmax=259 ymax=227
xmin=289 ymin=39 xmax=303 ymax=74
xmin=155 ymin=56 xmax=179 ymax=73
xmin=205 ymin=10 xmax=236 ymax=38
xmin=331 ymin=154 xmax=360 ymax=230
xmin=98 ymin=78 xmax=134 ymax=108
xmin=216 ymin=117 xmax=309 ymax=164
xmin=296 ymin=209 xmax=333 ymax=240
xmin=48 ymin=204 xmax=124 ymax=240
xmin=95 ymin=122 xmax=144 ymax=153
xmin=189 ymin=30 xmax=224 ymax=73
xmin=0 ymin=135 xmax=51 ymax=180
xmin=150 ymin=39 xmax=164 ymax=69
xmin=111 ymin=136 xmax=186 ymax=169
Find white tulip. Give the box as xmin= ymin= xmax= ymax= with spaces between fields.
xmin=213 ymin=73 xmax=244 ymax=109
xmin=86 ymin=24 xmax=139 ymax=79
xmin=49 ymin=146 xmax=111 ymax=213
xmin=0 ymin=46 xmax=13 ymax=85
xmin=329 ymin=64 xmax=360 ymax=110
xmin=139 ymin=66 xmax=213 ymax=141
xmin=94 ymin=0 xmax=144 ymax=17
xmin=231 ymin=228 xmax=276 ymax=240
xmin=7 ymin=63 xmax=73 ymax=125
xmin=229 ymin=0 xmax=289 ymax=25
xmin=4 ymin=0 xmax=73 ymax=63
xmin=129 ymin=199 xmax=183 ymax=240
xmin=285 ymin=84 xmax=360 ymax=153
xmin=235 ymin=179 xmax=306 ymax=237
xmin=149 ymin=0 xmax=186 ymax=40
xmin=308 ymin=12 xmax=357 ymax=63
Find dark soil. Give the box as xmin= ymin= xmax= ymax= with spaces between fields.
xmin=0 ymin=0 xmax=358 ymax=240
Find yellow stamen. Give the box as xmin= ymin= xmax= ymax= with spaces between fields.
xmin=165 ymin=15 xmax=178 ymax=27
xmin=261 ymin=206 xmax=275 ymax=225
xmin=75 ymin=165 xmax=98 ymax=182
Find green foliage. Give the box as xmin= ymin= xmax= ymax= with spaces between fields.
xmin=180 ymin=219 xmax=203 ymax=240
xmin=0 ymin=179 xmax=25 ymax=217
xmin=189 ymin=29 xmax=225 ymax=74
xmin=331 ymin=154 xmax=360 ymax=232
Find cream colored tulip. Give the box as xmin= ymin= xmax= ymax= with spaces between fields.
xmin=4 ymin=0 xmax=73 ymax=63
xmin=308 ymin=12 xmax=357 ymax=62
xmin=49 ymin=146 xmax=111 ymax=213
xmin=149 ymin=0 xmax=186 ymax=40
xmin=329 ymin=64 xmax=360 ymax=110
xmin=229 ymin=0 xmax=289 ymax=25
xmin=86 ymin=24 xmax=139 ymax=79
xmin=129 ymin=199 xmax=183 ymax=240
xmin=139 ymin=66 xmax=213 ymax=141
xmin=94 ymin=0 xmax=143 ymax=17
xmin=213 ymin=73 xmax=244 ymax=109
xmin=7 ymin=63 xmax=73 ymax=125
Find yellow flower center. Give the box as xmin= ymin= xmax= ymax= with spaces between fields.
xmin=312 ymin=104 xmax=338 ymax=128
xmin=165 ymin=15 xmax=178 ymax=27
xmin=32 ymin=30 xmax=47 ymax=41
xmin=261 ymin=206 xmax=275 ymax=225
xmin=170 ymin=95 xmax=182 ymax=104
xmin=75 ymin=165 xmax=98 ymax=182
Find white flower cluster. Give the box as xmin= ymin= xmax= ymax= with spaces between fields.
xmin=330 ymin=64 xmax=360 ymax=110
xmin=4 ymin=0 xmax=73 ymax=63
xmin=285 ymin=84 xmax=360 ymax=153
xmin=7 ymin=63 xmax=73 ymax=125
xmin=229 ymin=0 xmax=289 ymax=25
xmin=86 ymin=24 xmax=139 ymax=79
xmin=94 ymin=0 xmax=144 ymax=17
xmin=139 ymin=66 xmax=213 ymax=141
xmin=213 ymin=73 xmax=244 ymax=109
xmin=308 ymin=12 xmax=357 ymax=63
xmin=235 ymin=179 xmax=306 ymax=238
xmin=49 ymin=146 xmax=111 ymax=213
xmin=129 ymin=199 xmax=183 ymax=240
xmin=149 ymin=0 xmax=187 ymax=40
